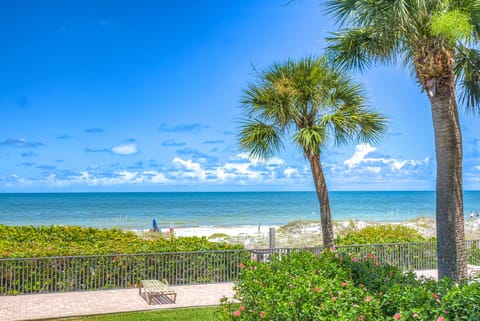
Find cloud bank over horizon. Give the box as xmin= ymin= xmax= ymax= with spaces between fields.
xmin=0 ymin=142 xmax=438 ymax=192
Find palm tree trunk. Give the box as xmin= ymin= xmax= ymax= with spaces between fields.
xmin=428 ymin=80 xmax=467 ymax=280
xmin=308 ymin=154 xmax=334 ymax=248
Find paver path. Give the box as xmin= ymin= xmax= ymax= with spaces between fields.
xmin=0 ymin=283 xmax=235 ymax=321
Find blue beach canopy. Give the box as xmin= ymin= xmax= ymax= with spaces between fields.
xmin=152 ymin=219 xmax=158 ymax=230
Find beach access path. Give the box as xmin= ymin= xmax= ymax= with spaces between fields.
xmin=0 ymin=283 xmax=235 ymax=321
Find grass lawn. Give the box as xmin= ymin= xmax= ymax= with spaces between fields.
xmin=55 ymin=307 xmax=218 ymax=321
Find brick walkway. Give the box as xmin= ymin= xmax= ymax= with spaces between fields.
xmin=0 ymin=283 xmax=235 ymax=321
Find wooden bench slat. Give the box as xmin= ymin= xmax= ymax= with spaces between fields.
xmin=139 ymin=279 xmax=177 ymax=304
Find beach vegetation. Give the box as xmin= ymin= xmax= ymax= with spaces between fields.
xmin=208 ymin=233 xmax=231 ymax=240
xmin=0 ymin=225 xmax=242 ymax=258
xmin=218 ymin=250 xmax=480 ymax=320
xmin=336 ymin=225 xmax=426 ymax=245
xmin=238 ymin=56 xmax=387 ymax=249
xmin=324 ymin=0 xmax=480 ymax=280
xmin=277 ymin=220 xmax=319 ymax=233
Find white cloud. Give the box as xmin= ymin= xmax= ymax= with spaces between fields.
xmin=326 ymin=143 xmax=432 ymax=189
xmin=7 ymin=170 xmax=171 ymax=188
xmin=143 ymin=171 xmax=169 ymax=183
xmin=265 ymin=157 xmax=286 ymax=166
xmin=344 ymin=143 xmax=377 ymax=168
xmin=112 ymin=143 xmax=138 ymax=155
xmin=284 ymin=168 xmax=299 ymax=178
xmin=1 ymin=144 xmax=434 ymax=190
xmin=172 ymin=157 xmax=207 ymax=181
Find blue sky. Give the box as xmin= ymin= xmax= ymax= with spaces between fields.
xmin=1 ymin=0 xmax=480 ymax=192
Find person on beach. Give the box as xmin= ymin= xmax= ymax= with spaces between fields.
xmin=471 ymin=211 xmax=475 ymax=220
xmin=151 ymin=218 xmax=159 ymax=232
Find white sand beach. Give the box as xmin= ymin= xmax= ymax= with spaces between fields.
xmin=156 ymin=217 xmax=480 ymax=249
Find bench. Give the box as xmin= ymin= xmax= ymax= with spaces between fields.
xmin=138 ymin=279 xmax=177 ymax=304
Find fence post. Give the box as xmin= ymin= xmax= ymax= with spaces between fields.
xmin=269 ymin=228 xmax=275 ymax=249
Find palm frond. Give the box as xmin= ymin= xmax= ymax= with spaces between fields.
xmin=455 ymin=46 xmax=480 ymax=112
xmin=351 ymin=108 xmax=389 ymax=145
xmin=324 ymin=0 xmax=420 ymax=28
xmin=326 ymin=28 xmax=398 ymax=72
xmin=321 ymin=103 xmax=387 ymax=147
xmin=326 ymin=30 xmax=374 ymax=72
xmin=293 ymin=126 xmax=327 ymax=157
xmin=241 ymin=77 xmax=293 ymax=129
xmin=447 ymin=0 xmax=480 ymax=38
xmin=323 ymin=0 xmax=358 ymax=26
xmin=237 ymin=121 xmax=283 ymax=160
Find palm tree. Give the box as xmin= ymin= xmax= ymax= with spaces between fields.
xmin=238 ymin=56 xmax=387 ymax=248
xmin=324 ymin=0 xmax=480 ymax=280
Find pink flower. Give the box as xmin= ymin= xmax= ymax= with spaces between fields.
xmin=239 ymin=305 xmax=245 ymax=311
xmin=352 ymin=257 xmax=359 ymax=262
xmin=364 ymin=296 xmax=372 ymax=302
xmin=313 ymin=287 xmax=319 ymax=292
xmin=233 ymin=310 xmax=241 ymax=317
xmin=358 ymin=316 xmax=364 ymax=321
xmin=437 ymin=317 xmax=445 ymax=321
xmin=413 ymin=313 xmax=419 ymax=318
xmin=238 ymin=263 xmax=245 ymax=269
xmin=341 ymin=281 xmax=348 ymax=287
xmin=432 ymin=293 xmax=439 ymax=299
xmin=259 ymin=311 xmax=266 ymax=318
xmin=332 ymin=296 xmax=337 ymax=302
xmin=393 ymin=313 xmax=402 ymax=319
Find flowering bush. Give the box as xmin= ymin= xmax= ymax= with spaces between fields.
xmin=217 ymin=250 xmax=480 ymax=320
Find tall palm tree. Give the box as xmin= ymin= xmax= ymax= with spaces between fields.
xmin=238 ymin=56 xmax=387 ymax=248
xmin=324 ymin=0 xmax=480 ymax=280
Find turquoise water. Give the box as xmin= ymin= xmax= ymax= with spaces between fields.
xmin=0 ymin=191 xmax=479 ymax=230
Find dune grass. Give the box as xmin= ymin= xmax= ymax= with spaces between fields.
xmin=55 ymin=307 xmax=217 ymax=321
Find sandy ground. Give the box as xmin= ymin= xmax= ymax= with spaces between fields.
xmin=147 ymin=217 xmax=480 ymax=249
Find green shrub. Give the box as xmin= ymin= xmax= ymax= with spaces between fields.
xmin=442 ymin=281 xmax=480 ymax=320
xmin=336 ymin=224 xmax=426 ymax=245
xmin=218 ymin=250 xmax=479 ymax=321
xmin=0 ymin=225 xmax=242 ymax=258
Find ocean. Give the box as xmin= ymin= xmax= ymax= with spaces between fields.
xmin=1 ymin=191 xmax=479 ymax=230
